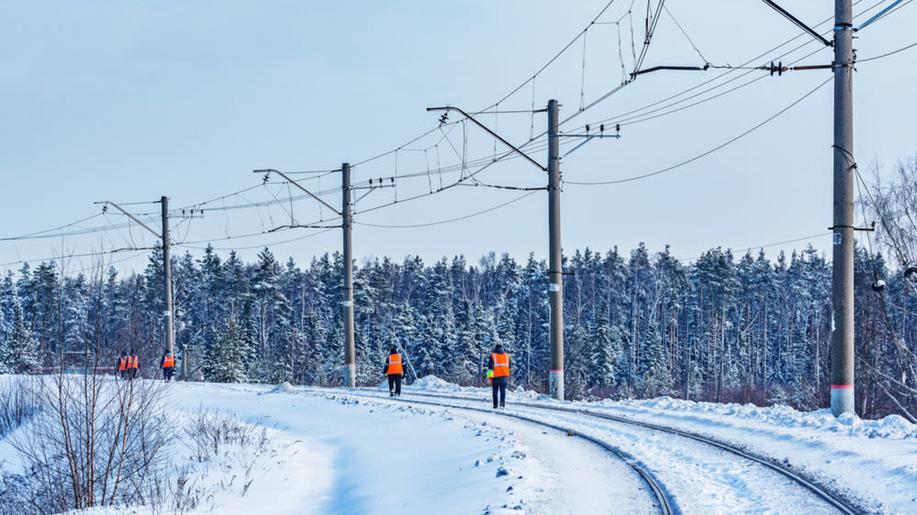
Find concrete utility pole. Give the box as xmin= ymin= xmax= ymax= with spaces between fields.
xmin=547 ymin=99 xmax=564 ymax=401
xmin=342 ymin=163 xmax=356 ymax=388
xmin=255 ymin=167 xmax=379 ymax=387
xmin=95 ymin=197 xmax=176 ymax=371
xmin=161 ymin=196 xmax=175 ymax=357
xmin=830 ymin=0 xmax=856 ymax=416
xmin=427 ymin=101 xmax=576 ymax=400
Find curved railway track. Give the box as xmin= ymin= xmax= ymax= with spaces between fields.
xmin=315 ymin=389 xmax=678 ymax=515
xmin=322 ymin=387 xmax=861 ymax=515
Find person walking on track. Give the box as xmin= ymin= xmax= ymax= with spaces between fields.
xmin=487 ymin=344 xmax=510 ymax=409
xmin=117 ymin=351 xmax=129 ymax=380
xmin=160 ymin=350 xmax=175 ymax=381
xmin=384 ymin=347 xmax=404 ymax=397
xmin=128 ymin=349 xmax=140 ymax=380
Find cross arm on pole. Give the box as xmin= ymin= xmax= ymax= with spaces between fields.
xmin=426 ymin=106 xmax=547 ymax=172
xmin=94 ymin=200 xmax=161 ymax=239
xmin=254 ymin=168 xmax=342 ymax=216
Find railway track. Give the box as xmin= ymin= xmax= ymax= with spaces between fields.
xmin=407 ymin=390 xmax=859 ymax=514
xmin=314 ymin=388 xmax=678 ymax=515
xmin=324 ymin=387 xmax=861 ymax=515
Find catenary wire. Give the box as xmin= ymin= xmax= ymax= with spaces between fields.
xmin=564 ymin=75 xmax=832 ymax=186
xmin=354 ymin=191 xmax=539 ymax=229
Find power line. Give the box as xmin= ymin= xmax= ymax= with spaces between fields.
xmin=176 ymin=227 xmax=336 ymax=251
xmin=0 ymin=220 xmax=136 ymax=241
xmin=859 ymin=39 xmax=917 ymax=62
xmin=0 ymin=246 xmax=157 ymax=268
xmin=663 ymin=4 xmax=709 ymax=65
xmin=565 ymin=75 xmax=832 ymax=186
xmin=350 ymin=0 xmax=626 ymax=169
xmin=562 ymin=0 xmax=886 ymax=132
xmin=482 ymin=0 xmax=622 ymax=112
xmin=681 ymin=232 xmax=832 ymax=263
xmin=0 ymin=213 xmax=105 ymax=241
xmin=633 ymin=0 xmax=667 ymax=75
xmin=354 ymin=191 xmax=539 ymax=229
xmin=612 ymin=46 xmax=825 ymax=128
xmin=7 ymin=0 xmax=908 ymax=270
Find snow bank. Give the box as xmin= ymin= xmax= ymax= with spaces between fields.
xmin=406 ymin=375 xmax=543 ymax=401
xmin=600 ymin=396 xmax=917 ymax=440
xmin=579 ymin=395 xmax=917 ymax=512
xmin=411 ymin=374 xmax=462 ymax=391
xmin=263 ymin=381 xmax=297 ymax=395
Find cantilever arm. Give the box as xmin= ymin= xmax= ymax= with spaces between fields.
xmin=254 ymin=168 xmax=342 ymax=216
xmin=427 ymin=106 xmax=547 ymax=172
xmin=94 ymin=201 xmax=161 ymax=239
xmin=761 ymin=0 xmax=833 ymax=47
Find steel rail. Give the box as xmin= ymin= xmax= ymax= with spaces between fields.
xmin=311 ymin=388 xmax=678 ymax=515
xmin=382 ymin=389 xmax=860 ymax=515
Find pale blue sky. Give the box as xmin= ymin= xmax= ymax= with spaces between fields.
xmin=1 ymin=1 xmax=915 ymax=274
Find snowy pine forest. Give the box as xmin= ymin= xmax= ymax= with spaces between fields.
xmin=0 ymin=242 xmax=914 ymax=420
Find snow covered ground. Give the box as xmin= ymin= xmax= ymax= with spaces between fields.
xmin=168 ymin=381 xmax=659 ymax=515
xmin=399 ymin=377 xmax=917 ymax=514
xmin=1 ymin=375 xmax=914 ymax=514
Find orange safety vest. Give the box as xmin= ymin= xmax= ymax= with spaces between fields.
xmin=162 ymin=355 xmax=174 ymax=369
xmin=386 ymin=353 xmax=403 ymax=375
xmin=130 ymin=356 xmax=139 ymax=369
xmin=491 ymin=353 xmax=510 ymax=378
xmin=118 ymin=357 xmax=127 ymax=371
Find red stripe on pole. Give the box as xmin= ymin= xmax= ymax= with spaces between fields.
xmin=831 ymin=384 xmax=853 ymax=389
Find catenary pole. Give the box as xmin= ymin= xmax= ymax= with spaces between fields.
xmin=426 ymin=104 xmax=569 ymax=399
xmin=161 ymin=196 xmax=175 ymax=359
xmin=830 ymin=0 xmax=855 ymax=416
xmin=547 ymin=99 xmax=564 ymax=401
xmin=342 ymin=163 xmax=356 ymax=387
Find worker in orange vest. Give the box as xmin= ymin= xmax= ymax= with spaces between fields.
xmin=383 ymin=347 xmax=404 ymax=397
xmin=160 ymin=350 xmax=175 ymax=381
xmin=487 ymin=344 xmax=510 ymax=409
xmin=117 ymin=351 xmax=129 ymax=380
xmin=128 ymin=349 xmax=140 ymax=380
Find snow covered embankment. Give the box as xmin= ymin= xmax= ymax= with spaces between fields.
xmin=407 ymin=374 xmax=915 ymax=515
xmin=590 ymin=396 xmax=916 ymax=513
xmin=171 ymin=381 xmax=551 ymax=514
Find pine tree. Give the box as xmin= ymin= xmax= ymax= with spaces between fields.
xmin=1 ymin=301 xmax=40 ymax=373
xmin=204 ymin=318 xmax=248 ymax=383
xmin=0 ymin=272 xmax=16 ymax=345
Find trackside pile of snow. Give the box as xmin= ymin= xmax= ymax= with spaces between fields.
xmin=604 ymin=396 xmax=917 ymax=439
xmin=589 ymin=396 xmax=916 ymax=512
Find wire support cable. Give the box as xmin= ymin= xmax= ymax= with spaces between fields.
xmin=561 ymin=0 xmax=887 ymax=132
xmin=564 ymin=75 xmax=832 ymax=186
xmin=858 ymin=40 xmax=917 ymax=62
xmin=354 ymin=191 xmax=539 ymax=229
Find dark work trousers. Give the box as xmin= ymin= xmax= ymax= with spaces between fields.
xmin=492 ymin=377 xmax=507 ymax=408
xmin=163 ymin=367 xmax=174 ymax=381
xmin=388 ymin=374 xmax=402 ymax=396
